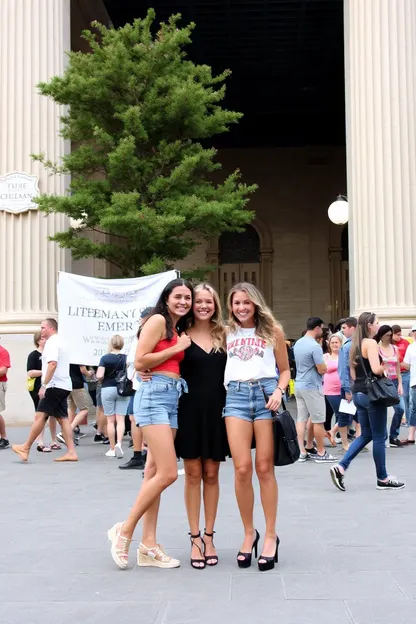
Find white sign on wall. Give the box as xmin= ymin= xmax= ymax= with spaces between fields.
xmin=0 ymin=172 xmax=40 ymax=213
xmin=57 ymin=270 xmax=178 ymax=365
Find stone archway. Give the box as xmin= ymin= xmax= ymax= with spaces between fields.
xmin=206 ymin=216 xmax=274 ymax=305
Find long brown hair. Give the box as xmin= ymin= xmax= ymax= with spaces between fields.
xmin=190 ymin=283 xmax=226 ymax=352
xmin=227 ymin=282 xmax=281 ymax=344
xmin=350 ymin=312 xmax=376 ymax=367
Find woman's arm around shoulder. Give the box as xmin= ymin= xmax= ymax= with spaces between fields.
xmin=135 ymin=314 xmax=190 ymax=371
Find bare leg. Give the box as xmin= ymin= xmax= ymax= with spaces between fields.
xmin=107 ymin=415 xmax=116 ymax=450
xmin=49 ymin=417 xmax=58 ymax=444
xmin=0 ymin=414 xmax=7 ymax=438
xmin=121 ymin=425 xmax=178 ymax=540
xmin=202 ymin=459 xmax=220 ymax=563
xmin=338 ymin=425 xmax=349 ymax=450
xmin=296 ymin=419 xmax=307 ymax=454
xmin=115 ymin=414 xmax=125 ymax=447
xmin=54 ymin=417 xmax=78 ymax=461
xmin=314 ymin=423 xmax=326 ymax=455
xmin=225 ymin=417 xmax=256 ymax=559
xmin=96 ymin=406 xmax=106 ymax=436
xmin=306 ymin=417 xmax=314 ymax=447
xmin=12 ymin=413 xmax=49 ymax=461
xmin=67 ymin=404 xmax=76 ymax=425
xmin=140 ymin=429 xmax=176 ymax=548
xmin=36 ymin=421 xmax=47 ymax=447
xmin=130 ymin=416 xmax=143 ymax=451
xmin=254 ymin=420 xmax=278 ymax=561
xmin=184 ymin=458 xmax=204 ymax=567
xmin=71 ymin=409 xmax=89 ymax=431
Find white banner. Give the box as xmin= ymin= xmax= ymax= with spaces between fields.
xmin=57 ymin=270 xmax=177 ymax=365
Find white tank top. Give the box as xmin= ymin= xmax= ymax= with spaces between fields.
xmin=224 ymin=327 xmax=277 ymax=386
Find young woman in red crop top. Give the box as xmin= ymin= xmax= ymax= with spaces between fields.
xmin=108 ymin=278 xmax=193 ymax=570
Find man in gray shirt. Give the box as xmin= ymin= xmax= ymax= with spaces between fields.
xmin=294 ymin=317 xmax=337 ymax=463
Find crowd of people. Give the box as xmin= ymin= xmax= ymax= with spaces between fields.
xmin=0 ymin=278 xmax=413 ymax=573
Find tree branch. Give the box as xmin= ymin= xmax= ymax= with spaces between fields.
xmin=89 ymin=227 xmax=129 ymax=240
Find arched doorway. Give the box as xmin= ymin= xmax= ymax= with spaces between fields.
xmin=206 ymin=218 xmax=274 ymax=308
xmin=218 ymin=225 xmax=261 ymax=308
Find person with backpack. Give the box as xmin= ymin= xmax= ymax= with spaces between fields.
xmin=97 ymin=334 xmax=130 ymax=458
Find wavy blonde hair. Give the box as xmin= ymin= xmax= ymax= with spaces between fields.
xmin=190 ymin=283 xmax=226 ymax=352
xmin=227 ymin=282 xmax=281 ymax=344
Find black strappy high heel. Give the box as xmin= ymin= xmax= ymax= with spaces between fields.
xmin=237 ymin=529 xmax=260 ymax=568
xmin=258 ymin=536 xmax=280 ymax=572
xmin=189 ymin=532 xmax=206 ymax=570
xmin=203 ymin=529 xmax=218 ymax=566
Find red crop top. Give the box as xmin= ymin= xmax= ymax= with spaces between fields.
xmin=151 ymin=334 xmax=184 ymax=375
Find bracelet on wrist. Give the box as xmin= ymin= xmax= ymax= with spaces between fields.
xmin=277 ymin=386 xmax=285 ymax=395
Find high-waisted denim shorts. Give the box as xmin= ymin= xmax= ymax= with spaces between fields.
xmin=222 ymin=378 xmax=278 ymax=422
xmin=133 ymin=375 xmax=188 ymax=429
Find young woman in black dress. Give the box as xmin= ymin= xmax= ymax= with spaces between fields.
xmin=175 ymin=283 xmax=228 ymax=569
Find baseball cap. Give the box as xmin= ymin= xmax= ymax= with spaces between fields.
xmin=412 ymin=325 xmax=416 ymax=332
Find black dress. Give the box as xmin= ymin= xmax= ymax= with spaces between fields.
xmin=175 ymin=341 xmax=229 ymax=461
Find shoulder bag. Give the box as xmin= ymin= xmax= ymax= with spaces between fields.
xmin=358 ymin=350 xmax=399 ymax=407
xmin=262 ymin=388 xmax=300 ymax=466
xmin=115 ymin=354 xmax=134 ymax=397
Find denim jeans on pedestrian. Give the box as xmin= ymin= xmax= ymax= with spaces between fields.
xmin=339 ymin=392 xmax=388 ymax=481
xmin=389 ymin=378 xmax=405 ymax=440
xmin=402 ymin=370 xmax=410 ymax=420
xmin=409 ymin=386 xmax=416 ymax=427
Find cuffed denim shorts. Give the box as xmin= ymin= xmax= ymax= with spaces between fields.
xmin=133 ymin=375 xmax=188 ymax=429
xmin=222 ymin=378 xmax=278 ymax=422
xmin=101 ymin=386 xmax=130 ymax=416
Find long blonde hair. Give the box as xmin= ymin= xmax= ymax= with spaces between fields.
xmin=190 ymin=283 xmax=226 ymax=352
xmin=227 ymin=282 xmax=280 ymax=343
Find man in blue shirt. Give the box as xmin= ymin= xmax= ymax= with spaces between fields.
xmin=337 ymin=317 xmax=358 ymax=448
xmin=294 ymin=317 xmax=337 ymax=463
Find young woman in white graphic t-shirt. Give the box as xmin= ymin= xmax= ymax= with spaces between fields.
xmin=223 ymin=282 xmax=290 ymax=572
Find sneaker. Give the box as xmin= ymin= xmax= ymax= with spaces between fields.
xmin=94 ymin=433 xmax=105 ymax=443
xmin=102 ymin=437 xmax=110 ymax=445
xmin=92 ymin=421 xmax=98 ymax=430
xmin=74 ymin=425 xmax=80 ymax=434
xmin=314 ymin=452 xmax=337 ymax=463
xmin=335 ymin=433 xmax=342 ymax=444
xmin=106 ymin=449 xmax=116 ymax=457
xmin=298 ymin=452 xmax=308 ymax=463
xmin=115 ymin=443 xmax=124 ymax=458
xmin=77 ymin=431 xmax=86 ymax=439
xmin=128 ymin=439 xmax=134 ymax=448
xmin=119 ymin=457 xmax=145 ymax=470
xmin=305 ymin=446 xmax=318 ymax=456
xmin=73 ymin=435 xmax=80 ymax=446
xmin=389 ymin=438 xmax=404 ymax=448
xmin=56 ymin=432 xmax=66 ymax=445
xmin=376 ymin=476 xmax=405 ymax=490
xmin=330 ymin=465 xmax=346 ymax=491
xmin=0 ymin=438 xmax=10 ymax=449
xmin=401 ymin=421 xmax=409 ymax=428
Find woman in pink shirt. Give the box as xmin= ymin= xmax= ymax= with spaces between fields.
xmin=323 ymin=335 xmax=343 ymax=447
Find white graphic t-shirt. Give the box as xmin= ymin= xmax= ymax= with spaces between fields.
xmin=224 ymin=327 xmax=277 ymax=386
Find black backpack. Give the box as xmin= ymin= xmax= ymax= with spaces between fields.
xmin=114 ymin=354 xmax=134 ymax=397
xmin=262 ymin=389 xmax=300 ymax=466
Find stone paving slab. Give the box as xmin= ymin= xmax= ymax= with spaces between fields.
xmin=1 ymin=421 xmax=415 ymax=624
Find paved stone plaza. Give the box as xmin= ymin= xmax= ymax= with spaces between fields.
xmin=1 ymin=418 xmax=415 ymax=624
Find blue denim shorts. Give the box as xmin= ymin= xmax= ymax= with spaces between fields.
xmin=101 ymin=386 xmax=130 ymax=416
xmin=133 ymin=375 xmax=188 ymax=429
xmin=222 ymin=378 xmax=278 ymax=422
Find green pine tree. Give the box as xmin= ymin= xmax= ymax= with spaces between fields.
xmin=32 ymin=9 xmax=256 ymax=277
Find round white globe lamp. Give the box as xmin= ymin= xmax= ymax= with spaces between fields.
xmin=328 ymin=195 xmax=348 ymax=225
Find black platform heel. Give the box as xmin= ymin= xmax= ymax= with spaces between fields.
xmin=203 ymin=529 xmax=219 ymax=566
xmin=237 ymin=529 xmax=260 ymax=568
xmin=189 ymin=532 xmax=206 ymax=570
xmin=258 ymin=536 xmax=280 ymax=572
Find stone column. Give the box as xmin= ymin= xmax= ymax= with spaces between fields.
xmin=345 ymin=0 xmax=416 ymax=325
xmin=0 ymin=0 xmax=71 ymax=334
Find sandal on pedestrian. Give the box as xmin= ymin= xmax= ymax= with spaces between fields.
xmin=37 ymin=444 xmax=51 ymax=453
xmin=189 ymin=532 xmax=206 ymax=570
xmin=137 ymin=542 xmax=180 ymax=568
xmin=203 ymin=530 xmax=219 ymax=566
xmin=50 ymin=443 xmax=61 ymax=450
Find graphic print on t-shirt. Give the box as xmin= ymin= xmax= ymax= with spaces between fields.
xmin=227 ymin=337 xmax=266 ymax=361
